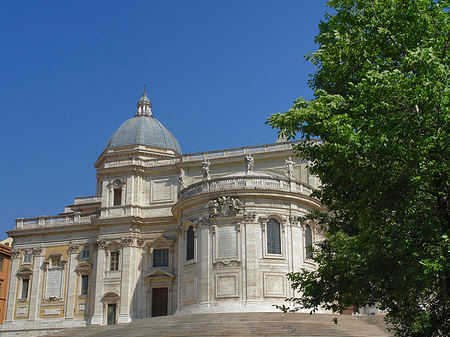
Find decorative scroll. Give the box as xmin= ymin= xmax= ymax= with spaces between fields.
xmin=32 ymin=247 xmax=43 ymax=256
xmin=68 ymin=243 xmax=80 ymax=254
xmin=95 ymin=239 xmax=107 ymax=249
xmin=243 ymin=212 xmax=256 ymax=222
xmin=120 ymin=237 xmax=134 ymax=247
xmin=11 ymin=249 xmax=20 ymax=257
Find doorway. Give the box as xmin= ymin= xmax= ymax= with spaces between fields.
xmin=107 ymin=303 xmax=117 ymax=325
xmin=152 ymin=287 xmax=168 ymax=317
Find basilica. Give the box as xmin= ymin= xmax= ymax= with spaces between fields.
xmin=1 ymin=90 xmax=323 ymax=336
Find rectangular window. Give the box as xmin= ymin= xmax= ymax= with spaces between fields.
xmin=51 ymin=257 xmax=61 ymax=267
xmin=153 ymin=248 xmax=169 ymax=267
xmin=81 ymin=249 xmax=91 ymax=259
xmin=113 ymin=188 xmax=122 ymax=206
xmin=23 ymin=253 xmax=31 ymax=264
xmin=267 ymin=219 xmax=281 ymax=255
xmin=186 ymin=226 xmax=195 ymax=261
xmin=110 ymin=252 xmax=119 ymax=271
xmin=81 ymin=275 xmax=89 ymax=295
xmin=0 ymin=258 xmax=3 ymax=271
xmin=21 ymin=279 xmax=29 ymax=299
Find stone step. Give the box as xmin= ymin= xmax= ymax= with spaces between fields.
xmin=42 ymin=312 xmax=393 ymax=337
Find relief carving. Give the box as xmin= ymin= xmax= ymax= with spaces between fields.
xmin=206 ymin=196 xmax=243 ymax=218
xmin=11 ymin=249 xmax=20 ymax=257
xmin=214 ymin=260 xmax=241 ymax=267
xmin=137 ymin=238 xmax=145 ymax=247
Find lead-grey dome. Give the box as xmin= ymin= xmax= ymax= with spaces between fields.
xmin=105 ymin=89 xmax=182 ymax=155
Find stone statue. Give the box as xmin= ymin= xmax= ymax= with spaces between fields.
xmin=202 ymin=159 xmax=211 ymax=180
xmin=285 ymin=157 xmax=294 ymax=178
xmin=205 ymin=199 xmax=220 ymax=217
xmin=178 ymin=168 xmax=187 ymax=189
xmin=231 ymin=198 xmax=243 ymax=212
xmin=245 ymin=154 xmax=254 ymax=174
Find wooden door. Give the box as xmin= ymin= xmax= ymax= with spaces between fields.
xmin=152 ymin=287 xmax=168 ymax=317
xmin=107 ymin=303 xmax=116 ymax=325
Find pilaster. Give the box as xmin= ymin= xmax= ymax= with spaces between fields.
xmin=5 ymin=250 xmax=20 ymax=321
xmin=117 ymin=238 xmax=134 ymax=323
xmin=65 ymin=244 xmax=80 ymax=319
xmin=28 ymin=248 xmax=44 ymax=319
xmin=198 ymin=222 xmax=210 ymax=306
xmin=91 ymin=240 xmax=106 ymax=325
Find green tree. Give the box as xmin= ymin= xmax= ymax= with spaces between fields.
xmin=267 ymin=1 xmax=450 ymax=336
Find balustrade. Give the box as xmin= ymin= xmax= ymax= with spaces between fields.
xmin=180 ymin=176 xmax=313 ymax=200
xmin=15 ymin=213 xmax=98 ymax=230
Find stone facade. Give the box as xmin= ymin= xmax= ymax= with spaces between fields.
xmin=1 ymin=91 xmax=323 ymax=335
xmin=0 ymin=239 xmax=12 ymax=325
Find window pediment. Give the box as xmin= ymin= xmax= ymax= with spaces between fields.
xmin=75 ymin=262 xmax=93 ymax=275
xmin=144 ymin=269 xmax=175 ymax=280
xmin=17 ymin=267 xmax=33 ymax=278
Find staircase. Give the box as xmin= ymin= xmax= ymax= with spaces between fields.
xmin=42 ymin=312 xmax=393 ymax=337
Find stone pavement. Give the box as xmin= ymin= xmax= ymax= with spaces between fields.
xmin=42 ymin=312 xmax=394 ymax=337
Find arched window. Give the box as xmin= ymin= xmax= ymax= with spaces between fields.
xmin=305 ymin=224 xmax=313 ymax=259
xmin=186 ymin=226 xmax=194 ymax=261
xmin=267 ymin=218 xmax=281 ymax=254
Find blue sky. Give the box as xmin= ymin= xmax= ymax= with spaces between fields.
xmin=0 ymin=0 xmax=329 ymax=237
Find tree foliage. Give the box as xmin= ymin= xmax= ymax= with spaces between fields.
xmin=267 ymin=1 xmax=450 ymax=336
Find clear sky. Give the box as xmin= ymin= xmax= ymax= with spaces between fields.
xmin=0 ymin=0 xmax=329 ymax=237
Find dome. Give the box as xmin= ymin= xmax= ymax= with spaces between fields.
xmin=105 ymin=115 xmax=182 ymax=154
xmin=105 ymin=89 xmax=182 ymax=155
